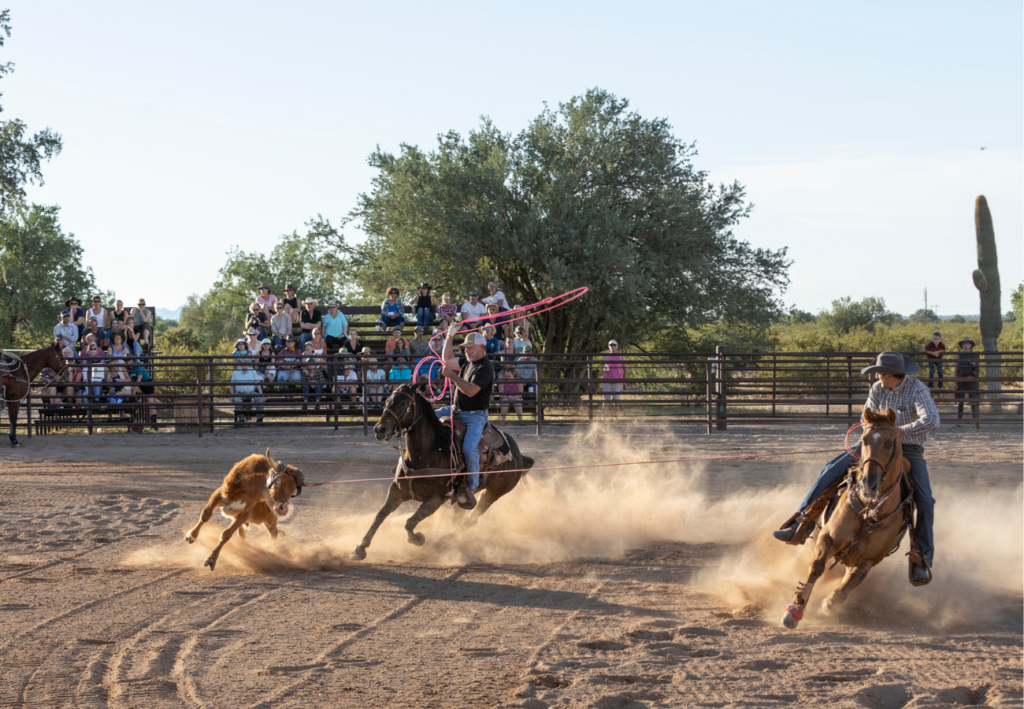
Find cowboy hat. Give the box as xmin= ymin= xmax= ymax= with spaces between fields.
xmin=65 ymin=297 xmax=80 ymax=307
xmin=303 ymin=296 xmax=317 ymax=304
xmin=958 ymin=336 xmax=976 ymax=347
xmin=860 ymin=351 xmax=919 ymax=376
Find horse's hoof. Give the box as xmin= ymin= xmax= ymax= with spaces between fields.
xmin=350 ymin=546 xmax=367 ymax=561
xmin=781 ymin=604 xmax=803 ymax=629
xmin=821 ymin=598 xmax=834 ymax=615
xmin=203 ymin=557 xmax=216 ymax=571
xmin=185 ymin=532 xmax=195 ymax=544
xmin=409 ymin=532 xmax=425 ymax=546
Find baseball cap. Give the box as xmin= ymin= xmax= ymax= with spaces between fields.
xmin=523 ymin=345 xmax=533 ymax=352
xmin=469 ymin=290 xmax=478 ymax=296
xmin=463 ymin=332 xmax=487 ymax=347
xmin=608 ymin=340 xmax=618 ymax=346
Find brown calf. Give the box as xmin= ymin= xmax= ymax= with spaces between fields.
xmin=185 ymin=448 xmax=306 ymax=571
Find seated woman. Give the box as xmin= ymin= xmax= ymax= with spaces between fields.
xmin=482 ymin=303 xmax=505 ymax=340
xmin=108 ymin=333 xmax=131 ymax=360
xmin=335 ymin=359 xmax=360 ymax=410
xmin=437 ymin=293 xmax=458 ymax=332
xmin=128 ymin=355 xmax=157 ymax=425
xmin=512 ymin=325 xmax=532 ymax=353
xmin=415 ymin=283 xmax=437 ymax=329
xmin=498 ymin=365 xmax=523 ymax=423
xmin=125 ymin=322 xmax=145 ymax=355
xmin=364 ymin=358 xmax=386 ymax=406
xmin=245 ymin=303 xmax=268 ymax=339
xmin=482 ymin=326 xmax=501 ymax=354
xmin=379 ymin=287 xmax=407 ymax=331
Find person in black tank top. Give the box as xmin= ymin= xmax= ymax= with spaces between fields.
xmin=415 ymin=283 xmax=437 ymax=330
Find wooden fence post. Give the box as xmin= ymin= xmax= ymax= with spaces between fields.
xmin=195 ymin=365 xmax=203 ymax=439
xmin=705 ymin=359 xmax=713 ymax=434
xmin=715 ymin=345 xmax=727 ymax=431
xmin=361 ymin=358 xmax=368 ymax=436
xmin=208 ymin=358 xmax=215 ymax=434
xmin=586 ymin=354 xmax=593 ymax=422
xmin=771 ymin=354 xmax=777 ymax=418
xmin=535 ymin=364 xmax=543 ymax=436
xmin=846 ymin=356 xmax=853 ymax=418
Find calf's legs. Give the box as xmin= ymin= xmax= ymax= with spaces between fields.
xmin=186 ymin=491 xmax=223 ymax=543
xmin=204 ymin=512 xmax=249 ymax=571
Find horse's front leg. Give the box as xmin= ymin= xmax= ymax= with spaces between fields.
xmin=8 ymin=403 xmax=19 ymax=447
xmin=351 ymin=481 xmax=411 ymax=560
xmin=405 ymin=495 xmax=446 ymax=546
xmin=822 ymin=562 xmax=874 ymax=612
xmin=782 ymin=532 xmax=831 ymax=629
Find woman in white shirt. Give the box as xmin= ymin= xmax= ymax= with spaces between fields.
xmin=364 ymin=358 xmax=386 ymax=405
xmin=87 ymin=296 xmax=107 ymax=329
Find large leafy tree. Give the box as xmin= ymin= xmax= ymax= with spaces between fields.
xmin=0 ymin=204 xmax=96 ymax=345
xmin=350 ymin=89 xmax=789 ymax=353
xmin=818 ymin=296 xmax=899 ymax=336
xmin=0 ymin=10 xmax=62 ymax=214
xmin=180 ymin=217 xmax=354 ymax=348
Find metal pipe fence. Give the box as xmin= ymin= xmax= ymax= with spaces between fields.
xmin=12 ymin=351 xmax=1022 ymax=437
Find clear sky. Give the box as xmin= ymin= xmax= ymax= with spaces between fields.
xmin=9 ymin=0 xmax=1023 ymax=316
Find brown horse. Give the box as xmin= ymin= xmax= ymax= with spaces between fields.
xmin=350 ymin=382 xmax=533 ymax=560
xmin=2 ymin=343 xmax=67 ymax=447
xmin=782 ymin=407 xmax=914 ymax=629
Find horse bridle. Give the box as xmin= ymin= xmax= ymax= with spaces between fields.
xmin=853 ymin=424 xmax=902 ymax=516
xmin=379 ymin=387 xmax=424 ymax=437
xmin=857 ymin=424 xmax=898 ymax=477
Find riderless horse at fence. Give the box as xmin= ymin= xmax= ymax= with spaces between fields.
xmin=350 ymin=382 xmax=533 ymax=560
xmin=1 ymin=343 xmax=67 ymax=447
xmin=780 ymin=407 xmax=921 ymax=629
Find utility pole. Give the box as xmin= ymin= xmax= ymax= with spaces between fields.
xmin=924 ymin=287 xmax=928 ymax=312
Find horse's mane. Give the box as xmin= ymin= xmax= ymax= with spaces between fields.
xmin=411 ymin=387 xmax=452 ymax=454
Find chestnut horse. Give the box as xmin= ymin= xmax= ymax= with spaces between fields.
xmin=350 ymin=382 xmax=533 ymax=560
xmin=2 ymin=343 xmax=67 ymax=447
xmin=782 ymin=407 xmax=914 ymax=629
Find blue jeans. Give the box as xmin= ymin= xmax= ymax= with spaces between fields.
xmin=299 ymin=332 xmax=313 ymax=349
xmin=272 ymin=335 xmax=286 ymax=348
xmin=302 ymin=383 xmax=323 ymax=402
xmin=796 ymin=448 xmax=934 ymax=567
xmin=416 ymin=308 xmax=434 ymax=328
xmin=380 ymin=316 xmax=404 ymax=331
xmin=435 ymin=406 xmax=487 ymax=489
xmin=927 ymin=361 xmax=943 ymax=388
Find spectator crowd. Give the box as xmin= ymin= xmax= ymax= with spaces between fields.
xmin=44 ymin=281 xmax=544 ymax=426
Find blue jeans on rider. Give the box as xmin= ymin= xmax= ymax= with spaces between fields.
xmin=795 ymin=446 xmax=934 ymax=567
xmin=435 ymin=406 xmax=486 ymax=490
xmin=416 ymin=308 xmax=434 ymax=329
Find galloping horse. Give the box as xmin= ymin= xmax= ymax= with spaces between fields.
xmin=782 ymin=407 xmax=915 ymax=628
xmin=351 ymin=382 xmax=533 ymax=560
xmin=2 ymin=343 xmax=67 ymax=447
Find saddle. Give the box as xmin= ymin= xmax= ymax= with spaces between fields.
xmin=780 ymin=458 xmax=917 ymax=561
xmin=437 ymin=416 xmax=514 ymax=475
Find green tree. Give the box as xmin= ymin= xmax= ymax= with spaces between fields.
xmin=950 ymin=314 xmax=966 ymax=323
xmin=350 ymin=89 xmax=789 ymax=353
xmin=0 ymin=204 xmax=95 ymax=345
xmin=818 ymin=296 xmax=896 ymax=336
xmin=0 ymin=11 xmax=63 ymax=214
xmin=1011 ymin=283 xmax=1022 ymax=321
xmin=179 ymin=218 xmax=353 ymax=348
xmin=908 ymin=308 xmax=940 ymax=323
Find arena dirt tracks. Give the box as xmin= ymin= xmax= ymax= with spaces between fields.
xmin=0 ymin=424 xmax=1021 ymax=707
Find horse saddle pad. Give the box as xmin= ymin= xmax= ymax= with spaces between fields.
xmin=438 ymin=416 xmax=513 ymax=468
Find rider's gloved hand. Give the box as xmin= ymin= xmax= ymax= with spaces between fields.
xmin=446 ymin=322 xmax=460 ymax=339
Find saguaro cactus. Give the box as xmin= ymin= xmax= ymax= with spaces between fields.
xmin=972 ymin=195 xmax=1002 ymax=410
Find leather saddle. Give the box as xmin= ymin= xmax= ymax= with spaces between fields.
xmin=438 ymin=416 xmax=513 ymax=473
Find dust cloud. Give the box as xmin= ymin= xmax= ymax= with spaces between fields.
xmin=128 ymin=422 xmax=1023 ymax=632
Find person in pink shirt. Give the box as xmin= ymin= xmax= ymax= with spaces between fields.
xmin=601 ymin=339 xmax=627 ymax=416
xmin=255 ymin=283 xmax=278 ymax=316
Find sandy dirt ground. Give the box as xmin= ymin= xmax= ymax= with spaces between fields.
xmin=1 ymin=422 xmax=1021 ymax=709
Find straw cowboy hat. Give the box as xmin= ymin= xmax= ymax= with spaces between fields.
xmin=860 ymin=351 xmax=920 ymax=377
xmin=958 ymin=336 xmax=976 ymax=347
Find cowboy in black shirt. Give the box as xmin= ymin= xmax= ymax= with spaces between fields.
xmin=436 ymin=323 xmax=494 ymax=509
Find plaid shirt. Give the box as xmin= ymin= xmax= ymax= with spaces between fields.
xmin=864 ymin=376 xmax=940 ymax=446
